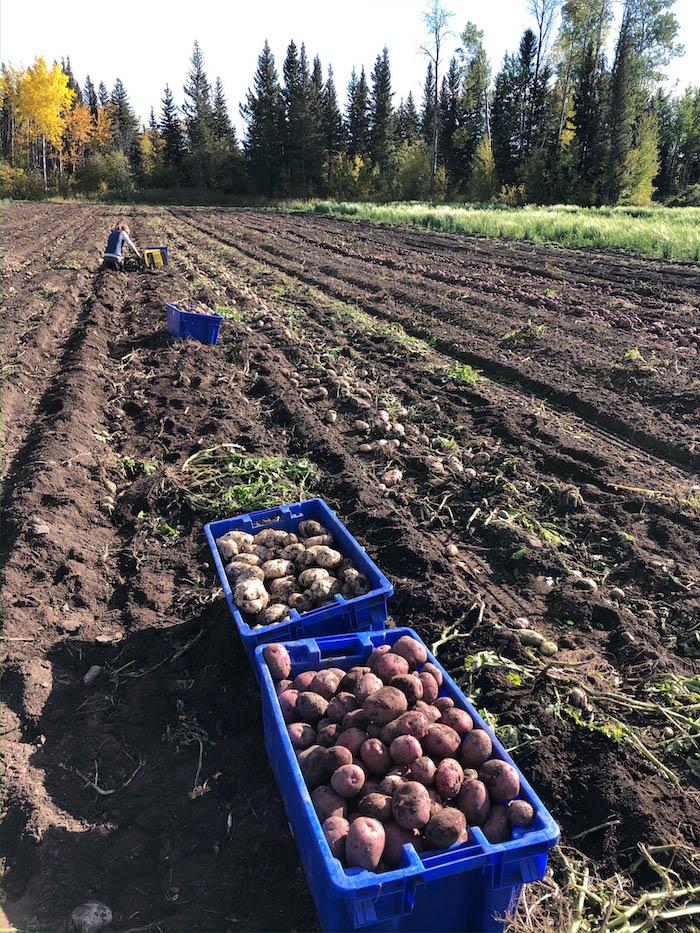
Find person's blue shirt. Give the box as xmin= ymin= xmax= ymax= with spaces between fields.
xmin=104 ymin=228 xmax=138 ymax=258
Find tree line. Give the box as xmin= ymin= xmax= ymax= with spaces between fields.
xmin=1 ymin=0 xmax=698 ymax=205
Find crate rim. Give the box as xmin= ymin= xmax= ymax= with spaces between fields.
xmin=204 ymin=497 xmax=394 ymax=637
xmin=255 ymin=625 xmax=560 ymax=901
xmin=165 ymin=301 xmax=223 ymax=319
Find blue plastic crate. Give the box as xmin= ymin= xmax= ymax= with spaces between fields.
xmin=205 ymin=499 xmax=393 ymax=674
xmin=165 ymin=302 xmax=222 ymax=344
xmin=255 ymin=627 xmax=559 ymax=933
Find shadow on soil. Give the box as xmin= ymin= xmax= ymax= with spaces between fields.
xmin=3 ymin=611 xmax=318 ymax=932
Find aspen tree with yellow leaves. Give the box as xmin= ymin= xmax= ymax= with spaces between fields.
xmin=16 ymin=57 xmax=74 ymax=187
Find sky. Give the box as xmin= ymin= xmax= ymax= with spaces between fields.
xmin=1 ymin=0 xmax=698 ymax=133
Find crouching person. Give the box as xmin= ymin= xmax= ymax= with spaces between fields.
xmin=102 ymin=222 xmax=139 ymax=270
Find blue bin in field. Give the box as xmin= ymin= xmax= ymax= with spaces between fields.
xmin=204 ymin=499 xmax=393 ymax=673
xmin=255 ymin=627 xmax=560 ymax=933
xmin=165 ymin=302 xmax=222 ymax=345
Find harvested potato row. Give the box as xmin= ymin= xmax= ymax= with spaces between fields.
xmin=216 ymin=521 xmax=371 ymax=629
xmin=263 ymin=638 xmax=535 ymax=873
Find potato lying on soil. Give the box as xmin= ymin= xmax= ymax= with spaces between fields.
xmin=323 ymin=816 xmax=350 ymax=860
xmin=346 ymin=817 xmax=385 ymax=871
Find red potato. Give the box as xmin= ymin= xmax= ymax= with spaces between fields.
xmin=310 ymin=670 xmax=341 ymax=700
xmin=263 ymin=643 xmax=292 ymax=681
xmin=296 ymin=691 xmax=329 ymax=724
xmin=427 ymin=787 xmax=444 ymax=817
xmin=482 ymin=804 xmax=511 ymax=844
xmin=463 ymin=768 xmax=479 ymax=781
xmin=460 ymin=729 xmax=493 ymax=768
xmin=390 ymin=674 xmax=424 ymax=706
xmin=355 ymin=673 xmax=384 ymax=703
xmin=479 ymin=760 xmax=520 ymax=803
xmin=328 ymin=667 xmax=346 ymax=681
xmin=439 ymin=708 xmax=474 ymax=736
xmin=312 ymin=785 xmax=347 ymax=822
xmin=297 ymin=745 xmax=327 ymax=790
xmin=346 ymin=817 xmax=386 ymax=871
xmin=358 ymin=779 xmax=381 ymax=800
xmin=418 ymin=672 xmax=439 ymax=704
xmin=317 ymin=721 xmax=340 ymax=747
xmin=340 ymin=667 xmax=371 ymax=693
xmin=456 ymin=779 xmax=490 ymax=826
xmin=389 ymin=735 xmax=423 ymax=766
xmin=336 ymin=727 xmax=369 ymax=757
xmin=392 ymin=781 xmax=431 ymax=830
xmin=425 ymin=807 xmax=467 ymax=849
xmin=507 ymin=800 xmax=535 ymax=827
xmin=366 ymin=723 xmax=383 ymax=739
xmin=287 ymin=722 xmax=316 ymax=750
xmin=423 ymin=724 xmax=461 ymax=759
xmin=331 ymin=764 xmax=366 ymax=798
xmin=342 ymin=708 xmax=370 ymax=730
xmin=363 ymin=687 xmax=408 ymax=725
xmin=360 ymin=738 xmax=392 ymax=776
xmin=434 ymin=697 xmax=455 ymax=714
xmin=422 ymin=662 xmax=444 ymax=687
xmin=358 ymin=793 xmax=393 ymax=823
xmin=391 ymin=635 xmax=428 ymax=671
xmin=408 ymin=756 xmax=436 ymax=786
xmin=435 ymin=759 xmax=464 ymax=799
xmin=383 ymin=822 xmax=424 ymax=867
xmin=293 ymin=670 xmax=316 ymax=692
xmin=374 ymin=652 xmax=410 ymax=684
xmin=323 ymin=816 xmax=350 ymax=861
xmin=275 ymin=679 xmax=293 ymax=695
xmin=412 ymin=700 xmax=441 ymax=723
xmin=327 ymin=692 xmax=358 ymax=723
xmin=379 ymin=773 xmax=406 ymax=796
xmin=367 ymin=645 xmax=392 ymax=670
xmin=324 ymin=745 xmax=353 ymax=775
xmin=381 ymin=710 xmax=431 ymax=745
xmin=278 ymin=689 xmax=299 ymax=724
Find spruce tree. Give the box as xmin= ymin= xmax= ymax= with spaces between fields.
xmin=346 ymin=67 xmax=369 ymax=160
xmin=110 ymin=78 xmax=139 ymax=156
xmin=213 ymin=77 xmax=235 ymax=142
xmin=160 ymin=84 xmax=185 ymax=182
xmin=607 ymin=13 xmax=635 ymax=202
xmin=84 ymin=75 xmax=99 ymax=118
xmin=438 ymin=57 xmax=462 ymax=190
xmin=322 ymin=65 xmax=345 ymax=188
xmin=183 ymin=40 xmax=215 ymax=186
xmin=241 ymin=40 xmax=284 ymax=196
xmin=307 ymin=54 xmax=325 ymax=193
xmin=62 ymin=57 xmax=82 ymax=106
xmin=456 ymin=23 xmax=491 ymax=188
xmin=396 ymin=93 xmax=420 ymax=144
xmin=369 ymin=47 xmax=394 ymax=177
xmin=420 ymin=63 xmax=435 ymax=146
xmin=98 ymin=81 xmax=109 ymax=107
xmin=282 ymin=41 xmax=304 ymax=195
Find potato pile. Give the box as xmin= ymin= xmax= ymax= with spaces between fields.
xmin=264 ymin=636 xmax=535 ymax=872
xmin=216 ymin=520 xmax=370 ymax=629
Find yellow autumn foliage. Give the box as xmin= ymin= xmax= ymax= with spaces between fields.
xmin=17 ymin=57 xmax=74 ymax=147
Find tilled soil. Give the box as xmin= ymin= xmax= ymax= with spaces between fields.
xmin=1 ymin=203 xmax=698 ymax=932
